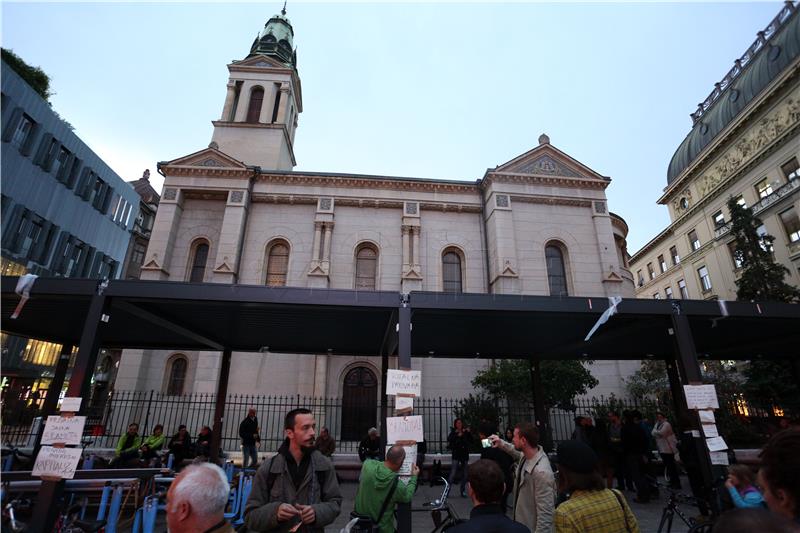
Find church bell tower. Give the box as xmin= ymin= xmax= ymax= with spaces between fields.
xmin=210 ymin=8 xmax=302 ymax=170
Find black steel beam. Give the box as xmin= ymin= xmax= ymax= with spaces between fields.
xmin=29 ymin=285 xmax=109 ymax=532
xmin=670 ymin=302 xmax=719 ymax=517
xmin=113 ymin=299 xmax=224 ymax=350
xmin=396 ymin=294 xmax=412 ymax=533
xmin=210 ymin=349 xmax=232 ymax=464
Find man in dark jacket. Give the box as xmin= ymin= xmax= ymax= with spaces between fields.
xmin=243 ymin=408 xmax=341 ymax=532
xmin=358 ymin=428 xmax=382 ymax=462
xmin=448 ymin=459 xmax=530 ymax=533
xmin=240 ymin=408 xmax=261 ymax=469
xmin=621 ymin=410 xmax=650 ymax=503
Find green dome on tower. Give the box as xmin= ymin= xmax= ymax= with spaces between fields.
xmin=248 ymin=7 xmax=297 ymax=68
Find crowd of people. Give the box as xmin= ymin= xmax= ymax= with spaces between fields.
xmin=109 ymin=407 xmax=800 ymax=533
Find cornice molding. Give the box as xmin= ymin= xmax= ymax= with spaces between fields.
xmin=257 ymin=172 xmax=478 ymax=194
xmin=163 ymin=165 xmax=254 ymax=179
xmin=250 ymin=192 xmax=482 ymax=213
xmin=485 ymin=172 xmax=609 ymax=190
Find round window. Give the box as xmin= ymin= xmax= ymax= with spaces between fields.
xmin=680 ymin=197 xmax=689 ymax=209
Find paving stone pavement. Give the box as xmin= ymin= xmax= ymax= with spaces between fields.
xmin=123 ymin=477 xmax=703 ymax=531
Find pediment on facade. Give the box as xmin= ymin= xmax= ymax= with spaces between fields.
xmin=164 ymin=147 xmax=249 ymax=170
xmin=603 ymin=271 xmax=624 ymax=283
xmin=232 ymin=54 xmax=290 ymax=70
xmin=492 ymin=143 xmax=609 ymax=183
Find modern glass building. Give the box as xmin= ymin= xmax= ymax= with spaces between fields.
xmin=1 ymin=57 xmax=139 ymax=417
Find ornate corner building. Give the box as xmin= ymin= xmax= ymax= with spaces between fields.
xmin=116 ymin=10 xmax=637 ymax=416
xmin=631 ymin=3 xmax=800 ymax=302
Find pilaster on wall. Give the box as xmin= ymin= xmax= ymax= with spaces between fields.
xmin=308 ymin=198 xmax=334 ymax=288
xmin=114 ymin=349 xmax=151 ymax=391
xmin=401 ymin=201 xmax=423 ymax=293
xmin=140 ymin=187 xmax=184 ymax=280
xmin=221 ymin=81 xmax=237 ymax=121
xmin=591 ymin=200 xmax=626 ymax=296
xmin=212 ymin=189 xmax=249 ymax=284
xmin=484 ymin=192 xmax=520 ymax=294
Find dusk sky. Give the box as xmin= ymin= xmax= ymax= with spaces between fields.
xmin=1 ymin=1 xmax=785 ymax=253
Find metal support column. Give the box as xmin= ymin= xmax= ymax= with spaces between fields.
xmin=380 ymin=349 xmax=389 ymax=448
xmin=670 ymin=302 xmax=719 ymax=517
xmin=210 ymin=349 xmax=232 ymax=464
xmin=529 ymin=359 xmax=551 ymax=451
xmin=29 ymin=285 xmax=109 ymax=532
xmin=665 ymin=356 xmax=689 ymax=430
xmin=396 ymin=294 xmax=412 ymax=533
xmin=32 ymin=344 xmax=74 ymax=456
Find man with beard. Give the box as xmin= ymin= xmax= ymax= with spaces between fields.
xmin=244 ymin=408 xmax=342 ymax=532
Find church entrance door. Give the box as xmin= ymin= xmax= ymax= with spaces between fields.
xmin=341 ymin=366 xmax=377 ymax=441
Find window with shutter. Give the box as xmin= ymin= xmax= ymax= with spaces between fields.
xmin=442 ymin=249 xmax=463 ymax=293
xmin=545 ymin=243 xmax=569 ymax=297
xmin=266 ymin=240 xmax=289 ymax=286
xmin=189 ymin=241 xmax=209 ymax=282
xmin=355 ymin=245 xmax=378 ymax=290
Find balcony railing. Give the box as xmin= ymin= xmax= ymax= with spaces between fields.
xmin=715 ymin=178 xmax=799 ymax=239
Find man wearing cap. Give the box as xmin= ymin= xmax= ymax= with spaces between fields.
xmin=553 ymin=440 xmax=640 ymax=533
xmin=490 ymin=422 xmax=555 ymax=532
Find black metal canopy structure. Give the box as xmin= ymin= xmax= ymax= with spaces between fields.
xmin=2 ymin=275 xmax=799 ymax=531
xmin=2 ymin=278 xmax=799 ymax=360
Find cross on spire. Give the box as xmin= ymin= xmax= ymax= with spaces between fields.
xmin=281 ymin=0 xmax=287 ymax=15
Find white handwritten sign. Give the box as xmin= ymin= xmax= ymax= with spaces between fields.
xmin=702 ymin=424 xmax=719 ymax=438
xmin=32 ymin=446 xmax=82 ymax=479
xmin=710 ymin=451 xmax=730 ymax=466
xmin=41 ymin=416 xmax=86 ymax=445
xmin=698 ymin=410 xmax=716 ymax=424
xmin=386 ymin=415 xmax=424 ymax=443
xmin=395 ymin=397 xmax=414 ymax=412
xmin=60 ymin=397 xmax=82 ymax=412
xmin=706 ymin=436 xmax=728 ymax=452
xmin=386 ymin=444 xmax=417 ymax=479
xmin=386 ymin=370 xmax=421 ymax=397
xmin=684 ymin=385 xmax=719 ymax=410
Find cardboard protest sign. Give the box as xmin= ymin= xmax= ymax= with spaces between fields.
xmin=386 ymin=415 xmax=423 ymax=443
xmin=41 ymin=416 xmax=86 ymax=445
xmin=32 ymin=446 xmax=82 ymax=479
xmin=60 ymin=397 xmax=82 ymax=412
xmin=386 ymin=370 xmax=421 ymax=397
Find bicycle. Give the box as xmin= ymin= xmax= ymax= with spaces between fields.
xmin=415 ymin=477 xmax=466 ymax=533
xmin=52 ymin=498 xmax=106 ymax=533
xmin=1 ymin=499 xmax=31 ymax=533
xmin=1 ymin=448 xmax=32 ymax=472
xmin=656 ymin=483 xmax=712 ymax=533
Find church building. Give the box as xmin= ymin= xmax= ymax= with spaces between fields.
xmin=115 ymin=10 xmax=638 ymax=415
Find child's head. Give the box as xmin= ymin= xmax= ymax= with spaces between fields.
xmin=728 ymin=464 xmax=756 ymax=488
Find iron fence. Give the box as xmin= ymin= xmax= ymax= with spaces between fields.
xmin=0 ymin=390 xmax=781 ymax=453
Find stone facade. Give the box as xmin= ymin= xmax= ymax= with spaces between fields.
xmin=631 ymin=8 xmax=800 ymax=302
xmin=115 ymin=13 xmax=637 ymax=406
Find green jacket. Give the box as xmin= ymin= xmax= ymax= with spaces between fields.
xmin=354 ymin=460 xmax=417 ymax=533
xmin=141 ymin=434 xmax=165 ymax=451
xmin=115 ymin=433 xmax=142 ymax=456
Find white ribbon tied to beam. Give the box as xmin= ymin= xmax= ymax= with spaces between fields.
xmin=10 ymin=273 xmax=38 ymax=319
xmin=584 ymin=296 xmax=622 ymax=341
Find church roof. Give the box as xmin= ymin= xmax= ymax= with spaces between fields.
xmin=247 ymin=9 xmax=297 ymax=68
xmin=666 ymin=3 xmax=800 ymax=186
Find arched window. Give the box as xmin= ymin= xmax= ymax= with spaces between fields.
xmin=188 ymin=240 xmax=209 ymax=282
xmin=545 ymin=243 xmax=569 ymax=296
xmin=166 ymin=356 xmax=187 ymax=396
xmin=265 ymin=240 xmax=289 ymax=287
xmin=341 ymin=366 xmax=377 ymax=440
xmin=442 ymin=248 xmax=463 ymax=293
xmin=246 ymin=86 xmax=264 ymax=124
xmin=355 ymin=244 xmax=378 ymax=291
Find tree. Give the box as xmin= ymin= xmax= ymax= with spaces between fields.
xmin=727 ymin=197 xmax=800 ymax=416
xmin=727 ymin=196 xmax=800 ymax=303
xmin=1 ymin=48 xmax=52 ymax=101
xmin=471 ymin=359 xmax=599 ymax=409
